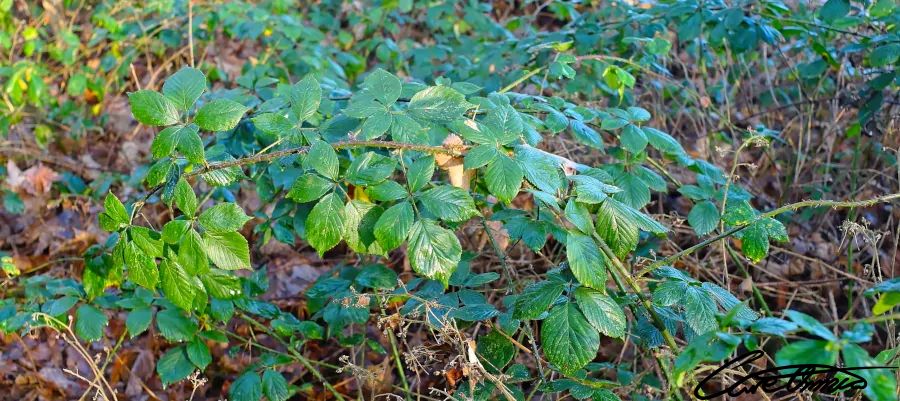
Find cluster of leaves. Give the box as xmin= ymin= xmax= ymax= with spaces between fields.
xmin=1 ymin=0 xmax=898 ymax=400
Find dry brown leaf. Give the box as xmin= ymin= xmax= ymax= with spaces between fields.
xmin=6 ymin=163 xmax=60 ymax=196
xmin=435 ymin=134 xmax=471 ymax=189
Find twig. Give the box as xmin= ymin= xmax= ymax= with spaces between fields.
xmin=499 ymin=68 xmax=543 ymax=94
xmin=637 ymin=193 xmax=900 ymax=277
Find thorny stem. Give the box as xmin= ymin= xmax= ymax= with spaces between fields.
xmin=593 ymin=234 xmax=679 ymax=350
xmin=600 ymin=239 xmax=680 ymax=399
xmin=481 ymin=218 xmax=515 ymax=294
xmin=185 ymin=140 xmax=467 ymax=178
xmin=636 ymin=192 xmax=900 ymax=278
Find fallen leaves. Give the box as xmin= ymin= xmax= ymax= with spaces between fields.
xmin=5 ymin=161 xmax=60 ymax=196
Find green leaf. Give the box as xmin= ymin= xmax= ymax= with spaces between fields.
xmin=157 ymin=346 xmax=195 ymax=387
xmin=701 ymin=282 xmax=759 ymax=321
xmin=74 ymin=304 xmax=108 ymax=342
xmin=174 ymin=178 xmax=198 ymax=216
xmin=187 ymin=337 xmax=212 ymax=370
xmin=620 ymin=124 xmax=648 ymax=153
xmin=199 ymin=203 xmax=251 ymax=233
xmin=262 ymin=370 xmax=291 ymax=401
xmin=740 ymin=220 xmax=769 ymax=262
xmin=819 ymin=0 xmax=850 ymax=23
xmin=374 ymin=201 xmax=414 ymax=251
xmin=784 ymin=310 xmax=837 ymax=341
xmin=156 ymin=308 xmax=198 ymax=342
xmin=609 ymin=196 xmax=666 ymax=234
xmin=570 ymin=120 xmax=604 ymax=149
xmin=344 ymin=97 xmax=384 ymax=118
xmin=391 ymin=113 xmax=426 ymax=143
xmin=129 ymin=90 xmax=179 ymax=126
xmin=761 ymin=217 xmax=788 ymax=242
xmin=541 ymin=303 xmax=600 ymax=375
xmin=287 ymin=173 xmax=333 ymax=203
xmin=355 ymin=264 xmax=399 ymax=289
xmin=643 ymin=127 xmax=685 ymax=156
xmin=162 ymin=220 xmax=190 ymax=244
xmin=451 ymin=304 xmax=500 ymax=321
xmin=408 ymin=86 xmax=473 ymax=122
xmin=180 ymin=229 xmax=211 ymax=275
xmin=483 ymin=104 xmax=523 ymax=144
xmin=750 ymin=317 xmax=798 ymax=336
xmin=678 ymin=185 xmax=711 ymax=200
xmin=159 ymin=259 xmax=198 ymax=311
xmin=306 ymin=192 xmax=345 ymax=255
xmin=627 ymin=107 xmax=651 ymax=122
xmin=566 ymin=232 xmax=608 ymax=290
xmin=513 ymin=280 xmax=565 ymax=320
xmin=290 ymin=75 xmax=321 ymax=122
xmin=516 ymin=146 xmax=566 ymax=193
xmin=573 ymin=287 xmax=626 ymax=338
xmin=842 ymin=343 xmax=897 ymax=401
xmin=342 ymin=200 xmax=384 ymax=255
xmin=683 ymin=285 xmax=718 ymax=334
xmin=613 ymin=172 xmax=651 ymax=209
xmin=100 ymin=192 xmax=129 ymax=231
xmin=775 ymin=339 xmax=837 ymax=367
xmin=646 ymin=37 xmax=672 ymax=55
xmin=229 ymin=371 xmax=263 ymax=401
xmin=359 ymin=109 xmax=393 ymax=139
xmin=126 ymin=307 xmax=153 ymax=339
xmin=346 ymin=152 xmax=397 ymax=186
xmin=202 ymin=231 xmax=251 ymax=270
xmin=723 ymin=201 xmax=756 ymax=226
xmin=368 ymin=180 xmax=408 ymax=201
xmin=162 ymin=67 xmax=207 ymax=112
xmin=463 ymin=144 xmax=499 ymax=170
xmin=304 ymin=140 xmax=340 ymax=180
xmin=688 ymin=201 xmax=719 ymax=236
xmin=194 ymin=99 xmax=249 ymax=132
xmin=418 ymin=185 xmax=479 ymax=222
xmin=485 ymin=154 xmax=524 ymax=204
xmin=200 ymin=269 xmax=243 ymax=299
xmin=600 ymin=116 xmax=628 ymax=130
xmin=407 ymin=155 xmax=435 ymax=192
xmin=595 ymin=199 xmax=640 ymax=259
xmin=364 ymin=68 xmax=403 ymax=105
xmin=152 ymin=124 xmax=204 ymax=163
xmin=252 ymin=113 xmax=293 ymax=137
xmin=125 ymin=241 xmax=159 ymax=289
xmin=653 ymin=280 xmax=688 ymax=306
xmin=593 ymin=389 xmax=623 ymax=401
xmin=129 ymin=226 xmax=163 ymax=257
xmin=869 ymin=44 xmax=900 ymax=67
xmin=453 ymin=119 xmax=501 ymax=145
xmin=407 ymin=219 xmax=462 ymax=285
xmin=537 ymin=104 xmax=569 ymax=133
xmin=570 ymin=175 xmax=619 ymax=204
xmin=564 ymin=199 xmax=594 ymax=234
xmin=477 ymin=330 xmax=515 ymax=373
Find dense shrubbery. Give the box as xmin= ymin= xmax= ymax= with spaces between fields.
xmin=1 ymin=1 xmax=899 ymax=400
